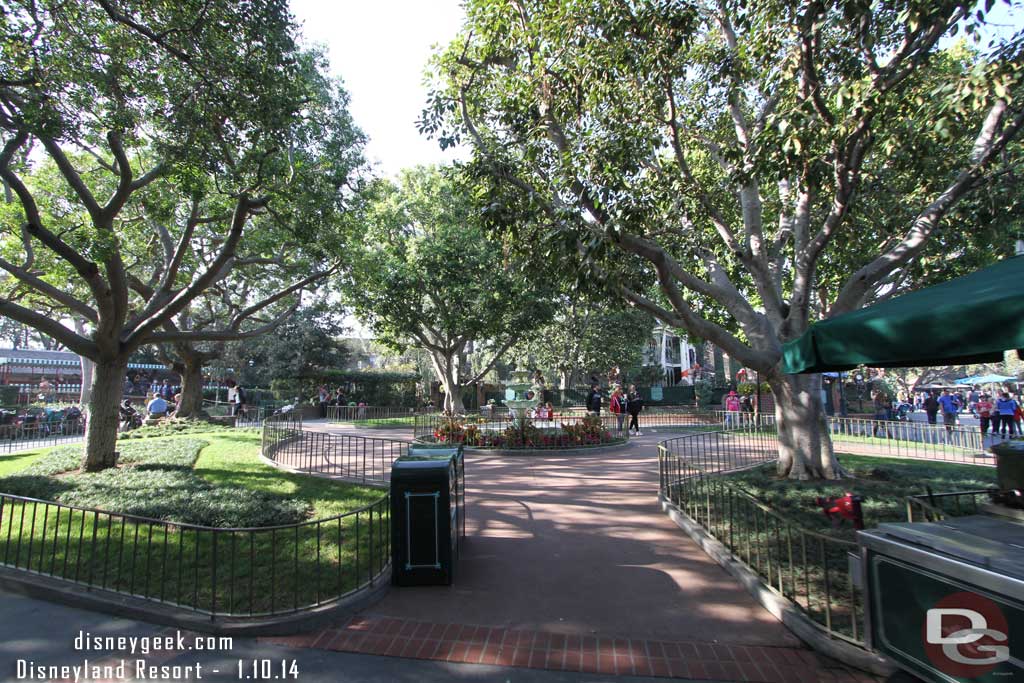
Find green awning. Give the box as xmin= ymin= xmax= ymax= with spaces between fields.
xmin=782 ymin=256 xmax=1024 ymax=374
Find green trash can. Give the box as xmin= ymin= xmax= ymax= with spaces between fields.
xmin=390 ymin=445 xmax=465 ymax=586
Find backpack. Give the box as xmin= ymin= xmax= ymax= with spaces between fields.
xmin=236 ymin=386 xmax=246 ymax=403
xmin=610 ymin=394 xmax=622 ymax=413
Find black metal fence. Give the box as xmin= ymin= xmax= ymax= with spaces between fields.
xmin=826 ymin=416 xmax=989 ymax=463
xmin=263 ymin=413 xmax=408 ymax=484
xmin=905 ymin=489 xmax=997 ymax=522
xmin=0 ymin=491 xmax=390 ymax=619
xmin=0 ymin=417 xmax=87 ymax=454
xmin=326 ymin=405 xmax=431 ymax=425
xmin=658 ymin=426 xmax=865 ymax=646
xmin=202 ymin=401 xmax=272 ymax=428
xmin=413 ymin=412 xmax=629 ymax=449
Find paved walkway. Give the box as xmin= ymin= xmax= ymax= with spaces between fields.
xmin=288 ymin=420 xmax=880 ymax=682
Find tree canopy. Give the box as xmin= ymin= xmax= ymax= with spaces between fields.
xmin=424 ymin=0 xmax=1024 ymax=478
xmin=0 ymin=0 xmax=366 ymax=469
xmin=346 ymin=166 xmax=557 ymax=412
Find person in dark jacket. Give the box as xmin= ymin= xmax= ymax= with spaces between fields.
xmin=586 ymin=384 xmax=602 ymax=415
xmin=923 ymin=391 xmax=940 ymax=425
xmin=626 ymin=384 xmax=644 ymax=436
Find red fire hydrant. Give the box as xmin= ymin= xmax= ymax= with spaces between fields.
xmin=816 ymin=492 xmax=865 ymax=530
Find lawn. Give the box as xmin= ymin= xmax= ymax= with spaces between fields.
xmin=0 ymin=427 xmax=389 ymax=616
xmin=349 ymin=416 xmax=416 ymax=428
xmin=668 ymin=453 xmax=997 ymax=641
xmin=723 ymin=453 xmax=997 ymax=540
xmin=0 ymin=448 xmax=50 ymax=476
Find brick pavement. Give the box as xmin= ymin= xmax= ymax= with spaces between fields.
xmin=260 ymin=614 xmax=878 ymax=682
xmin=286 ymin=421 xmax=888 ymax=681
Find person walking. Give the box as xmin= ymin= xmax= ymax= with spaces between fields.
xmin=724 ymin=390 xmax=741 ymax=429
xmin=627 ymin=384 xmax=644 ymax=436
xmin=317 ymin=385 xmax=329 ymax=418
xmin=937 ymin=389 xmax=960 ymax=434
xmin=995 ymin=392 xmax=1020 ymax=438
xmin=923 ymin=391 xmax=940 ymax=425
xmin=610 ymin=385 xmax=626 ymax=435
xmin=586 ymin=383 xmax=602 ymax=415
xmin=871 ymin=390 xmax=890 ymax=437
xmin=977 ymin=393 xmax=994 ymax=439
xmin=1014 ymin=393 xmax=1023 ymax=436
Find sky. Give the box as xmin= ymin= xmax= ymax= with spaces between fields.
xmin=289 ymin=0 xmax=468 ymax=178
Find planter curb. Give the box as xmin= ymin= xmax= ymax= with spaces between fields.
xmin=659 ymin=494 xmax=896 ymax=677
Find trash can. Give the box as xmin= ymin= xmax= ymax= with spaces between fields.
xmin=390 ymin=445 xmax=465 ymax=586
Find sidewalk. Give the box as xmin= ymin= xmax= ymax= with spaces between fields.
xmin=0 ymin=420 xmax=885 ymax=682
xmin=294 ymin=420 xmax=879 ymax=681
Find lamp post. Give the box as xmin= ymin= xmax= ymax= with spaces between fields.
xmin=855 ymin=372 xmax=865 ymax=413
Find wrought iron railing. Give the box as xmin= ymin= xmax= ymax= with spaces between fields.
xmin=263 ymin=413 xmax=407 ymax=484
xmin=0 ymin=491 xmax=390 ymax=619
xmin=326 ymin=404 xmax=431 ymax=425
xmin=0 ymin=413 xmax=395 ymax=619
xmin=0 ymin=417 xmax=87 ymax=454
xmin=658 ymin=426 xmax=865 ymax=646
xmin=905 ymin=489 xmax=997 ymax=522
xmin=826 ymin=417 xmax=988 ymax=463
xmin=202 ymin=401 xmax=271 ymax=428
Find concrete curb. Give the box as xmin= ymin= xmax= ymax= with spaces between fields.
xmin=0 ymin=564 xmax=391 ymax=637
xmin=658 ymin=495 xmax=897 ymax=677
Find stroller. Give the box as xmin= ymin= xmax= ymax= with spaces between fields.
xmin=119 ymin=400 xmax=143 ymax=432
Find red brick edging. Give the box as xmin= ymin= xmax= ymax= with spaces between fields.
xmin=259 ymin=615 xmax=879 ymax=682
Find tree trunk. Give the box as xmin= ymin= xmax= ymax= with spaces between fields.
xmin=430 ymin=351 xmax=466 ymax=414
xmin=768 ymin=372 xmax=843 ymax=480
xmin=74 ymin=319 xmax=93 ymax=406
xmin=175 ymin=354 xmax=206 ymax=418
xmin=82 ymin=357 xmax=128 ymax=472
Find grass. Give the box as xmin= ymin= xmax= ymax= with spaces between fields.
xmin=0 ymin=427 xmax=390 ymax=616
xmin=0 ymin=448 xmax=50 ymax=476
xmin=723 ymin=453 xmax=997 ymax=540
xmin=667 ymin=453 xmax=997 ymax=641
xmin=349 ymin=417 xmax=416 ymax=428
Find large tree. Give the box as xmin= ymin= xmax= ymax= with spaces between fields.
xmin=425 ymin=0 xmax=1024 ymax=478
xmin=511 ymin=293 xmax=654 ymax=389
xmin=0 ymin=1 xmax=364 ymax=469
xmin=346 ymin=166 xmax=556 ymax=413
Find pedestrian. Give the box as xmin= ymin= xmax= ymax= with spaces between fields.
xmin=995 ymin=392 xmax=1019 ymax=438
xmin=977 ymin=393 xmax=994 ymax=438
xmin=968 ymin=386 xmax=980 ymax=416
xmin=724 ymin=390 xmax=741 ymax=429
xmin=923 ymin=391 xmax=940 ymax=425
xmin=871 ymin=390 xmax=892 ymax=437
xmin=937 ymin=389 xmax=960 ymax=433
xmin=627 ymin=384 xmax=644 ymax=436
xmin=586 ymin=383 xmax=602 ymax=415
xmin=1015 ymin=394 xmax=1023 ymax=436
xmin=159 ymin=378 xmax=174 ymax=401
xmin=317 ymin=385 xmax=329 ymax=418
xmin=610 ymin=385 xmax=626 ymax=434
xmin=226 ymin=379 xmax=245 ymax=417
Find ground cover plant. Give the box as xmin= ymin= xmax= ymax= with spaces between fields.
xmin=724 ymin=454 xmax=996 ymax=540
xmin=0 ymin=429 xmax=388 ymax=616
xmin=669 ymin=452 xmax=997 ymax=640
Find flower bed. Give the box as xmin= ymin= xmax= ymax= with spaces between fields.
xmin=427 ymin=414 xmax=623 ymax=449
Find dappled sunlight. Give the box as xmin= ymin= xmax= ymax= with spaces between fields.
xmin=362 ymin=437 xmax=799 ymax=646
